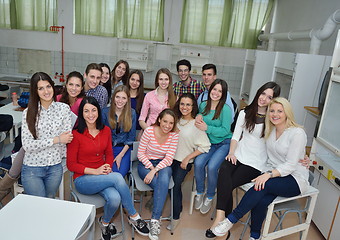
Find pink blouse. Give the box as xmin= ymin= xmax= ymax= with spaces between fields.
xmin=138 ymin=89 xmax=169 ymax=126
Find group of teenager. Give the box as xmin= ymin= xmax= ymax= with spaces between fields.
xmin=0 ymin=58 xmax=310 ymax=240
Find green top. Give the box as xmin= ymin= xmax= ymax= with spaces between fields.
xmin=199 ymin=101 xmax=232 ymax=144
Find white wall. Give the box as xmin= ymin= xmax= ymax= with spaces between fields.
xmin=272 ymin=0 xmax=340 ymax=55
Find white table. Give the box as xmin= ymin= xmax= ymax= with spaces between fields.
xmin=0 ymin=103 xmax=22 ymax=143
xmin=0 ymin=194 xmax=96 ymax=240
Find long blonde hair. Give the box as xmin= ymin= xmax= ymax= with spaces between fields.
xmin=264 ymin=97 xmax=302 ymax=139
xmin=109 ymin=85 xmax=132 ymax=132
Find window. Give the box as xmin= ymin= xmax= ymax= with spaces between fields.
xmin=74 ymin=0 xmax=164 ymax=41
xmin=0 ymin=0 xmax=57 ymax=31
xmin=180 ymin=0 xmax=274 ymax=48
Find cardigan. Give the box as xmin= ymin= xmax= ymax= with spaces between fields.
xmin=67 ymin=126 xmax=114 ymax=179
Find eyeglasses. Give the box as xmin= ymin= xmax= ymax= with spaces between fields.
xmin=178 ymin=69 xmax=189 ymax=73
xmin=180 ymin=103 xmax=193 ymax=107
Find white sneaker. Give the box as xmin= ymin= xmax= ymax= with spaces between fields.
xmin=166 ymin=219 xmax=180 ymax=231
xmin=149 ymin=219 xmax=161 ymax=240
xmin=200 ymin=196 xmax=213 ymax=214
xmin=194 ymin=194 xmax=204 ymax=210
xmin=249 ymin=237 xmax=260 ymax=240
xmin=212 ymin=218 xmax=233 ymax=237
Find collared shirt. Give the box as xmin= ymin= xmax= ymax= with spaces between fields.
xmin=22 ymin=102 xmax=72 ymax=166
xmin=197 ymin=89 xmax=235 ymax=120
xmin=139 ymin=88 xmax=169 ymax=126
xmin=173 ymin=77 xmax=205 ymax=99
xmin=85 ymin=85 xmax=108 ymax=109
xmin=102 ymin=107 xmax=136 ymax=146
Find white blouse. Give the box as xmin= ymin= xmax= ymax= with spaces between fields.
xmin=174 ymin=119 xmax=211 ymax=163
xmin=232 ymin=110 xmax=267 ymax=171
xmin=22 ymin=101 xmax=72 ymax=166
xmin=264 ymin=127 xmax=309 ymax=193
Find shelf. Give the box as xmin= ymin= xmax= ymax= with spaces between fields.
xmin=304 ymin=106 xmax=320 ymax=118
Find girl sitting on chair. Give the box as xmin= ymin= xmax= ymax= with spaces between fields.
xmin=212 ymin=97 xmax=310 ymax=240
xmin=137 ymin=108 xmax=179 ymax=240
xmin=67 ymin=96 xmax=149 ymax=240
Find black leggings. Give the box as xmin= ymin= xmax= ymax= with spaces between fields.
xmin=216 ymin=160 xmax=261 ymax=216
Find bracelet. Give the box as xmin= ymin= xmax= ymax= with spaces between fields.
xmin=266 ymin=170 xmax=273 ymax=178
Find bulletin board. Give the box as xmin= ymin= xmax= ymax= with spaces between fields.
xmin=18 ymin=48 xmax=51 ymax=75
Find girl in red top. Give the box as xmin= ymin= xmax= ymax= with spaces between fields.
xmin=67 ymin=96 xmax=149 ymax=240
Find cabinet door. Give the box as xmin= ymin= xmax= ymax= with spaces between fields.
xmin=313 ymin=173 xmax=339 ymax=238
xmin=329 ymin=197 xmax=340 ymax=240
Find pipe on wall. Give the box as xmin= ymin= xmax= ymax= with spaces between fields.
xmin=259 ymin=9 xmax=340 ymax=54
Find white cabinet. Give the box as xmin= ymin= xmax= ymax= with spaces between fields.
xmin=118 ymin=39 xmax=155 ymax=72
xmin=170 ymin=45 xmax=213 ymax=74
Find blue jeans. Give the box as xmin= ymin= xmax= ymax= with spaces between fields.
xmin=171 ymin=160 xmax=192 ymax=219
xmin=21 ymin=163 xmax=63 ymax=198
xmin=228 ymin=175 xmax=301 ymax=239
xmin=74 ymin=172 xmax=137 ymax=223
xmin=138 ymin=160 xmax=172 ymax=220
xmin=112 ymin=146 xmax=131 ymax=177
xmin=194 ymin=138 xmax=230 ymax=198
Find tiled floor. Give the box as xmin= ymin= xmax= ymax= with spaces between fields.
xmin=2 ymin=170 xmax=325 ymax=240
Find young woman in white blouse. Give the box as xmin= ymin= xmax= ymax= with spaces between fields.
xmin=213 ymin=97 xmax=309 ymax=240
xmin=21 ymin=72 xmax=73 ymax=198
xmin=205 ymin=82 xmax=280 ymax=239
xmin=170 ymin=93 xmax=211 ymax=230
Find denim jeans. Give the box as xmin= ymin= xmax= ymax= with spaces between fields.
xmin=74 ymin=172 xmax=137 ymax=223
xmin=171 ymin=160 xmax=192 ymax=219
xmin=112 ymin=146 xmax=131 ymax=177
xmin=138 ymin=160 xmax=172 ymax=220
xmin=194 ymin=138 xmax=230 ymax=198
xmin=21 ymin=163 xmax=63 ymax=198
xmin=228 ymin=175 xmax=301 ymax=239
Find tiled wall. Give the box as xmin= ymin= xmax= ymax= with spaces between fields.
xmin=0 ymin=46 xmax=243 ymax=98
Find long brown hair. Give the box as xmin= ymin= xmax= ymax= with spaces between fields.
xmin=202 ymin=79 xmax=227 ymax=120
xmin=126 ymin=70 xmax=144 ymax=114
xmin=244 ymin=82 xmax=281 ymax=137
xmin=59 ymin=71 xmax=85 ymax=105
xmin=111 ymin=60 xmax=129 ymax=85
xmin=154 ymin=108 xmax=178 ymax=132
xmin=109 ymin=85 xmax=132 ymax=132
xmin=154 ymin=68 xmax=176 ymax=109
xmin=26 ymin=72 xmax=56 ymax=139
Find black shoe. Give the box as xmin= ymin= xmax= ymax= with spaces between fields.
xmin=98 ymin=216 xmax=117 ymax=240
xmin=205 ymin=229 xmax=230 ymax=239
xmin=205 ymin=229 xmax=216 ymax=238
xmin=128 ymin=217 xmax=149 ymax=236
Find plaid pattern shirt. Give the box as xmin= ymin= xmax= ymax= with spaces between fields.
xmin=85 ymin=85 xmax=108 ymax=109
xmin=173 ymin=77 xmax=205 ymax=99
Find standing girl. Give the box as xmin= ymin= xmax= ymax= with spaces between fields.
xmin=102 ymin=85 xmax=136 ymax=177
xmin=57 ymin=71 xmax=85 ymax=116
xmin=67 ymin=97 xmax=148 ymax=240
xmin=111 ymin=60 xmax=129 ymax=92
xmin=126 ymin=70 xmax=145 ymax=134
xmin=139 ymin=68 xmax=176 ymax=130
xmin=21 ymin=72 xmax=73 ymax=198
xmin=213 ymin=97 xmax=309 ymax=240
xmin=99 ymin=63 xmax=112 ymax=103
xmin=194 ymin=79 xmax=232 ymax=214
xmin=138 ymin=109 xmax=179 ymax=240
xmin=170 ymin=93 xmax=211 ymax=230
xmin=205 ymin=82 xmax=281 ymax=239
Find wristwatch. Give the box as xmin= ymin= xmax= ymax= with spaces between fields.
xmin=266 ymin=170 xmax=273 ymax=178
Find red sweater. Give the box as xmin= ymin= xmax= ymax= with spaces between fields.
xmin=67 ymin=126 xmax=114 ymax=179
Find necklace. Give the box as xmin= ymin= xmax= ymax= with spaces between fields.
xmin=178 ymin=118 xmax=192 ymax=126
xmin=256 ymin=113 xmax=266 ymax=118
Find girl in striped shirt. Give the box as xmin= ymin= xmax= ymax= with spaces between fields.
xmin=137 ymin=109 xmax=179 ymax=240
